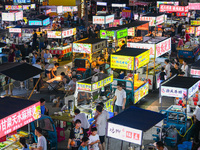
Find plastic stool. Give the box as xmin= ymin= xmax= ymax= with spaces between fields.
xmin=56 ymin=127 xmax=65 ymax=142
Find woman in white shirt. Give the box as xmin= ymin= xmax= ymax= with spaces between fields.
xmin=181 ymin=60 xmax=189 ymax=77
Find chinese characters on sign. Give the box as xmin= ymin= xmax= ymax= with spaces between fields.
xmin=191 ymin=20 xmax=200 ymax=25
xmin=43 ymin=18 xmax=50 ymax=26
xmin=0 ymin=102 xmax=41 ymax=138
xmin=188 ymin=81 xmax=200 ymax=98
xmin=128 ymin=27 xmax=135 ymax=36
xmin=29 ymin=20 xmax=42 ymax=26
xmin=73 ymin=43 xmax=92 ymax=54
xmin=122 ymin=10 xmax=131 ymax=18
xmin=45 ymin=9 xmax=51 ymax=15
xmin=159 ymin=5 xmax=189 ymax=13
xmin=2 ymin=13 xmax=15 ymax=21
xmin=191 ymin=69 xmax=200 ymax=76
xmin=189 ymin=3 xmax=200 ymax=10
xmin=77 ymin=83 xmax=92 ymax=91
xmin=111 ymin=55 xmax=134 ymax=70
xmin=105 ymin=15 xmax=115 ymax=24
xmin=161 ymin=86 xmax=187 ymax=98
xmin=140 ymin=16 xmax=156 ymax=26
xmin=15 ymin=11 xmax=23 ymax=21
xmin=107 ymin=122 xmax=142 ymax=145
xmin=157 ymin=1 xmax=179 ymax=8
xmin=134 ymin=82 xmax=149 ymax=104
xmin=135 ymin=50 xmax=150 ymax=69
xmin=93 ymin=16 xmax=105 ymax=24
xmin=156 ymin=38 xmax=171 ymax=58
xmin=9 ymin=28 xmax=21 ymax=33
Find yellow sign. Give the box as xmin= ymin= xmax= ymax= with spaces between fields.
xmin=104 ymin=74 xmax=113 ymax=85
xmin=77 ymin=83 xmax=91 ymax=91
xmin=92 ymin=74 xmax=113 ymax=91
xmin=134 ymin=82 xmax=149 ymax=104
xmin=111 ymin=55 xmax=134 ymax=70
xmin=135 ymin=50 xmax=150 ymax=69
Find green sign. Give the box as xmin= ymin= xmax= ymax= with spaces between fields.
xmin=116 ymin=28 xmax=128 ymax=39
xmin=107 ymin=31 xmax=115 ymax=37
xmin=100 ymin=30 xmax=107 ymax=39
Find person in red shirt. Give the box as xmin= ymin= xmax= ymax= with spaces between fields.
xmin=178 ymin=36 xmax=185 ymax=47
xmin=185 ymin=33 xmax=190 ymax=43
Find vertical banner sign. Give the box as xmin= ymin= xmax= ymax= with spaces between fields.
xmin=155 ymin=38 xmax=171 ymax=58
xmin=135 ymin=50 xmax=150 ymax=69
xmin=122 ymin=10 xmax=131 ymax=18
xmin=128 ymin=27 xmax=135 ymax=36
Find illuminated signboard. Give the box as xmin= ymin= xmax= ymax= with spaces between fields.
xmin=97 ymin=2 xmax=107 ymax=6
xmin=31 ymin=4 xmax=35 ymax=9
xmin=111 ymin=54 xmax=134 ymax=70
xmin=0 ymin=101 xmax=41 ymax=138
xmin=9 ymin=28 xmax=22 ymax=33
xmin=93 ymin=16 xmax=105 ymax=24
xmin=191 ymin=20 xmax=200 ymax=25
xmin=128 ymin=27 xmax=135 ymax=36
xmin=5 ymin=5 xmax=23 ymax=10
xmin=157 ymin=1 xmax=179 ymax=8
xmin=45 ymin=9 xmax=51 ymax=15
xmin=13 ymin=0 xmax=31 ymax=3
xmin=15 ymin=11 xmax=23 ymax=21
xmin=43 ymin=18 xmax=50 ymax=26
xmin=2 ymin=13 xmax=15 ymax=21
xmin=29 ymin=20 xmax=42 ymax=26
xmin=73 ymin=43 xmax=92 ymax=54
xmin=62 ymin=28 xmax=76 ymax=38
xmin=116 ymin=28 xmax=128 ymax=39
xmin=23 ymin=5 xmax=30 ymax=10
xmin=47 ymin=31 xmax=62 ymax=38
xmin=135 ymin=50 xmax=150 ymax=69
xmin=57 ymin=6 xmax=63 ymax=14
xmin=191 ymin=68 xmax=200 ymax=76
xmin=159 ymin=5 xmax=189 ymax=13
xmin=111 ymin=3 xmax=126 ymax=7
xmin=189 ymin=3 xmax=200 ymax=10
xmin=107 ymin=122 xmax=142 ymax=145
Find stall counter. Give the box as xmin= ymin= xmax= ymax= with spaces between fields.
xmin=50 ymin=45 xmax=72 ymax=55
xmin=177 ymin=45 xmax=199 ymax=59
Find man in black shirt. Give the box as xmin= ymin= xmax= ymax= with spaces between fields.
xmin=32 ymin=30 xmax=37 ymax=50
xmin=170 ymin=63 xmax=182 ymax=77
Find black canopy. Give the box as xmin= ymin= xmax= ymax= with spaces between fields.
xmin=191 ymin=59 xmax=200 ymax=70
xmin=0 ymin=97 xmax=38 ymax=119
xmin=113 ymin=48 xmax=149 ymax=57
xmin=0 ymin=63 xmax=43 ymax=81
xmin=0 ymin=42 xmax=6 ymax=48
xmin=142 ymin=13 xmax=164 ymax=17
xmin=162 ymin=76 xmax=199 ymax=89
xmin=109 ymin=106 xmax=165 ymax=132
xmin=76 ymin=38 xmax=106 ymax=44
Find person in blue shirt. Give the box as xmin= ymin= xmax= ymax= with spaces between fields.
xmin=40 ymin=98 xmax=48 ymax=115
xmin=78 ymin=137 xmax=89 ymax=150
xmin=20 ymin=137 xmax=29 ymax=150
xmin=15 ymin=47 xmax=22 ymax=62
xmin=32 ymin=53 xmax=38 ymax=64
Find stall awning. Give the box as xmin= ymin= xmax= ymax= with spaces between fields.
xmin=74 ymin=38 xmax=106 ymax=44
xmin=36 ymin=14 xmax=49 ymax=20
xmin=105 ymin=26 xmax=127 ymax=31
xmin=142 ymin=13 xmax=164 ymax=17
xmin=113 ymin=48 xmax=148 ymax=57
xmin=0 ymin=97 xmax=41 ymax=138
xmin=0 ymin=62 xmax=43 ymax=81
xmin=161 ymin=76 xmax=200 ymax=98
xmin=109 ymin=106 xmax=165 ymax=132
xmin=120 ymin=21 xmax=149 ymax=28
xmin=14 ymin=25 xmax=43 ymax=28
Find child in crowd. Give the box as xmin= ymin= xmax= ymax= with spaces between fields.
xmin=89 ymin=127 xmax=102 ymax=150
xmin=78 ymin=137 xmax=89 ymax=150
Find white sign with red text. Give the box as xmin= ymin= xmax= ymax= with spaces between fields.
xmin=62 ymin=28 xmax=74 ymax=38
xmin=129 ymin=0 xmax=137 ymax=6
xmin=46 ymin=9 xmax=51 ymax=15
xmin=189 ymin=3 xmax=200 ymax=10
xmin=161 ymin=86 xmax=187 ymax=98
xmin=63 ymin=6 xmax=72 ymax=12
xmin=155 ymin=38 xmax=171 ymax=58
xmin=15 ymin=11 xmax=23 ymax=21
xmin=2 ymin=13 xmax=15 ymax=21
xmin=57 ymin=6 xmax=63 ymax=14
xmin=107 ymin=122 xmax=142 ymax=145
xmin=127 ymin=43 xmax=155 ymax=58
xmin=93 ymin=16 xmax=105 ymax=24
xmin=159 ymin=5 xmax=189 ymax=13
xmin=105 ymin=14 xmax=114 ymax=24
xmin=156 ymin=15 xmax=165 ymax=25
xmin=9 ymin=28 xmax=21 ymax=33
xmin=47 ymin=31 xmax=62 ymax=38
xmin=140 ymin=16 xmax=156 ymax=26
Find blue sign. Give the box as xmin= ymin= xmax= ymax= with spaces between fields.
xmin=43 ymin=18 xmax=50 ymax=26
xmin=29 ymin=20 xmax=42 ymax=26
xmin=13 ymin=0 xmax=30 ymax=3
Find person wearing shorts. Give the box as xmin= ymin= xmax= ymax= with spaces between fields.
xmin=112 ymin=83 xmax=126 ymax=116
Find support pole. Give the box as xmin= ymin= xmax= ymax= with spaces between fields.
xmin=28 ymin=76 xmax=42 ymax=100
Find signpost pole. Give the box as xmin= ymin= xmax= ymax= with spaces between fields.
xmin=120 ymin=140 xmax=123 ymax=150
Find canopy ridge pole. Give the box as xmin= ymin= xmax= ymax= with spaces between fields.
xmin=28 ymin=76 xmax=42 ymax=100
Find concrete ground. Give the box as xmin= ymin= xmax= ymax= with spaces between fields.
xmin=2 ymin=60 xmax=176 ymax=150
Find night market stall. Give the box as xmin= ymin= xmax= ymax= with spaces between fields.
xmin=110 ymin=48 xmax=150 ymax=104
xmin=0 ymin=97 xmax=41 ymax=149
xmin=47 ymin=28 xmax=76 ymax=60
xmin=140 ymin=13 xmax=166 ymax=27
xmin=107 ymin=106 xmax=165 ymax=150
xmin=75 ymin=73 xmax=114 ymax=121
xmin=127 ymin=36 xmax=171 ymax=90
xmin=92 ymin=14 xmax=115 ymax=25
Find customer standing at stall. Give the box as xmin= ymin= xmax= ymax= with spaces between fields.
xmin=164 ymin=59 xmax=171 ymax=79
xmin=8 ymin=48 xmax=15 ymax=62
xmin=15 ymin=47 xmax=22 ymax=62
xmin=170 ymin=63 xmax=182 ymax=77
xmin=193 ymin=101 xmax=200 ymax=144
xmin=181 ymin=60 xmax=189 ymax=77
xmin=112 ymin=83 xmax=126 ymax=115
xmin=31 ymin=127 xmax=47 ymax=150
xmin=39 ymin=33 xmax=45 ymax=51
xmin=32 ymin=30 xmax=37 ymax=50
xmin=73 ymin=109 xmax=90 ymax=131
xmin=43 ymin=49 xmax=52 ymax=63
xmin=95 ymin=105 xmax=107 ymax=150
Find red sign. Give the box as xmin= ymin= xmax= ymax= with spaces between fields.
xmin=109 ymin=19 xmax=122 ymax=27
xmin=189 ymin=3 xmax=200 ymax=10
xmin=122 ymin=10 xmax=131 ymax=18
xmin=50 ymin=47 xmax=72 ymax=55
xmin=191 ymin=69 xmax=200 ymax=76
xmin=176 ymin=12 xmax=188 ymax=17
xmin=156 ymin=38 xmax=171 ymax=57
xmin=46 ymin=9 xmax=51 ymax=15
xmin=159 ymin=5 xmax=189 ymax=13
xmin=0 ymin=102 xmax=41 ymax=138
